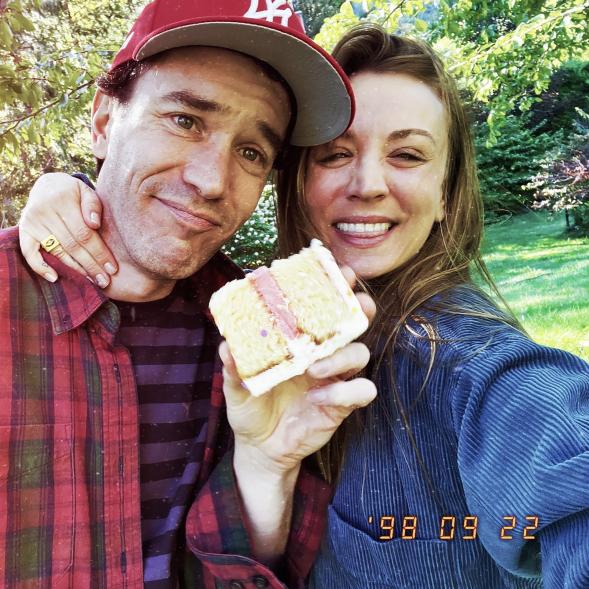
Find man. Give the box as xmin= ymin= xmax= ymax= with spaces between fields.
xmin=0 ymin=1 xmax=376 ymax=588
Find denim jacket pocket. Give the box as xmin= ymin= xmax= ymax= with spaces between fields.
xmin=309 ymin=504 xmax=458 ymax=589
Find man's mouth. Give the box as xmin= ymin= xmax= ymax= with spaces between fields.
xmin=157 ymin=198 xmax=220 ymax=230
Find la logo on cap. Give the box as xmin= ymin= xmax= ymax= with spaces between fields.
xmin=244 ymin=0 xmax=294 ymax=26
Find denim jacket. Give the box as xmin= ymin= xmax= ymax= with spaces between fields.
xmin=310 ymin=287 xmax=589 ymax=588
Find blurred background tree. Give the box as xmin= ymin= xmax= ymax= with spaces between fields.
xmin=0 ymin=0 xmax=143 ymax=225
xmin=529 ymin=108 xmax=589 ymax=233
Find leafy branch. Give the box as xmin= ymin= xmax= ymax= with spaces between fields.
xmin=0 ymin=79 xmax=94 ymax=136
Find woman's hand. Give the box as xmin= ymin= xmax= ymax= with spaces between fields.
xmin=220 ymin=269 xmax=377 ymax=475
xmin=19 ymin=172 xmax=118 ymax=287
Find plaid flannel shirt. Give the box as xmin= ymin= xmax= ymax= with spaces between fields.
xmin=0 ymin=227 xmax=330 ymax=589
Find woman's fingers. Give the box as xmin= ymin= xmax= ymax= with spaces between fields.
xmin=339 ymin=265 xmax=376 ymax=322
xmin=80 ymin=182 xmax=103 ymax=229
xmin=19 ymin=217 xmax=86 ymax=279
xmin=21 ymin=209 xmax=115 ymax=286
xmin=20 ymin=212 xmax=96 ymax=281
xmin=356 ymin=291 xmax=376 ymax=322
xmin=340 ymin=264 xmax=357 ymax=288
xmin=219 ymin=341 xmax=239 ymax=379
xmin=306 ymin=377 xmax=377 ymax=408
xmin=49 ymin=207 xmax=115 ymax=286
xmin=307 ymin=342 xmax=370 ymax=380
xmin=19 ymin=174 xmax=117 ymax=285
xmin=19 ymin=228 xmax=58 ymax=283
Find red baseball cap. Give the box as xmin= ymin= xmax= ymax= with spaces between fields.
xmin=111 ymin=0 xmax=354 ymax=146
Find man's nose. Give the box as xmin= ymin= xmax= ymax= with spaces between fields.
xmin=349 ymin=155 xmax=388 ymax=201
xmin=182 ymin=142 xmax=230 ymax=200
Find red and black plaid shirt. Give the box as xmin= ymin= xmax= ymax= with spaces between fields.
xmin=0 ymin=227 xmax=330 ymax=589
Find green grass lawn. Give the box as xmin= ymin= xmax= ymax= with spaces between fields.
xmin=482 ymin=211 xmax=589 ymax=361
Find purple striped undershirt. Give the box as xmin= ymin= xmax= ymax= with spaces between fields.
xmin=115 ymin=279 xmax=218 ymax=589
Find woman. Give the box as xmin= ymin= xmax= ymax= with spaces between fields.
xmin=17 ymin=24 xmax=589 ymax=588
xmin=273 ymin=25 xmax=589 ymax=588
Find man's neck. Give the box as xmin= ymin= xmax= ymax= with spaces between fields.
xmin=99 ymin=220 xmax=177 ymax=303
xmin=103 ymin=265 xmax=176 ymax=303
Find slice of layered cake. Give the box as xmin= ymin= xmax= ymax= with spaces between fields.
xmin=209 ymin=239 xmax=369 ymax=396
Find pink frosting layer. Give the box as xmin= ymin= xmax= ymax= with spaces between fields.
xmin=250 ymin=267 xmax=298 ymax=339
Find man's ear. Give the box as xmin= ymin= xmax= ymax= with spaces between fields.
xmin=91 ymin=90 xmax=114 ymax=160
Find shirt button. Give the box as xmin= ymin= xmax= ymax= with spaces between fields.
xmin=253 ymin=576 xmax=269 ymax=588
xmin=229 ymin=582 xmax=244 ymax=589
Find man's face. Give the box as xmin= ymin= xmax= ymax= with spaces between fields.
xmin=92 ymin=47 xmax=290 ymax=279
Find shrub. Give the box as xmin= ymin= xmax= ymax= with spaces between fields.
xmin=222 ymin=184 xmax=277 ymax=269
xmin=475 ymin=113 xmax=564 ymax=217
xmin=529 ymin=109 xmax=589 ymax=234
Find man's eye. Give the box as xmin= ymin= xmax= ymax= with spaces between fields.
xmin=175 ymin=115 xmax=194 ymax=130
xmin=318 ymin=151 xmax=350 ymax=164
xmin=241 ymin=147 xmax=263 ymax=163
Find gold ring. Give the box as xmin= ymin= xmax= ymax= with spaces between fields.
xmin=40 ymin=234 xmax=61 ymax=253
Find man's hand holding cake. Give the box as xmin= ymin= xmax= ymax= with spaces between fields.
xmin=210 ymin=241 xmax=377 ymax=564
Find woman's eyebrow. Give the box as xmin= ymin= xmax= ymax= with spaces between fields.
xmin=388 ymin=128 xmax=436 ymax=144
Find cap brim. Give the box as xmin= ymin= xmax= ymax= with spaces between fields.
xmin=136 ymin=20 xmax=353 ymax=147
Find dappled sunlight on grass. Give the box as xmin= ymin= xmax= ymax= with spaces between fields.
xmin=482 ymin=211 xmax=589 ymax=361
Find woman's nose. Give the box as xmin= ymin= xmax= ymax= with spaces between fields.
xmin=349 ymin=156 xmax=388 ymax=201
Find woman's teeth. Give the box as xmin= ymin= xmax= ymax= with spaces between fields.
xmin=335 ymin=222 xmax=392 ymax=234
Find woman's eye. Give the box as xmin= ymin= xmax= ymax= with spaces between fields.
xmin=393 ymin=151 xmax=424 ymax=162
xmin=175 ymin=115 xmax=195 ymax=130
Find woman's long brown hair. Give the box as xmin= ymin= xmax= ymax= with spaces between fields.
xmin=275 ymin=24 xmax=523 ymax=484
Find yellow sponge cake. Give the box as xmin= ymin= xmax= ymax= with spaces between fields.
xmin=209 ymin=240 xmax=369 ymax=396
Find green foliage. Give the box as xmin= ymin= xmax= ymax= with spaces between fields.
xmin=437 ymin=0 xmax=589 ymax=142
xmin=475 ymin=113 xmax=564 ymax=215
xmin=0 ymin=0 xmax=144 ymax=226
xmin=222 ymin=185 xmax=278 ymax=269
xmin=295 ymin=0 xmax=346 ymax=37
xmin=529 ymin=109 xmax=589 ymax=233
xmin=530 ymin=60 xmax=589 ymax=136
xmin=314 ymin=0 xmax=432 ymax=50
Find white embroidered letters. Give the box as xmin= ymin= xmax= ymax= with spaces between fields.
xmin=244 ymin=0 xmax=294 ymax=26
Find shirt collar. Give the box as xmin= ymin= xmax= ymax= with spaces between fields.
xmin=39 ymin=247 xmax=244 ymax=335
xmin=39 ymin=250 xmax=109 ymax=335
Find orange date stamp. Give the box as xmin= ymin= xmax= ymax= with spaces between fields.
xmin=366 ymin=514 xmax=540 ymax=541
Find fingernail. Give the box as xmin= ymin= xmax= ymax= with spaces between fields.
xmin=104 ymin=262 xmax=117 ymax=275
xmin=308 ymin=390 xmax=326 ymax=404
xmin=44 ymin=273 xmax=57 ymax=283
xmin=308 ymin=363 xmax=328 ymax=378
xmin=90 ymin=212 xmax=100 ymax=226
xmin=96 ymin=274 xmax=109 ymax=288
